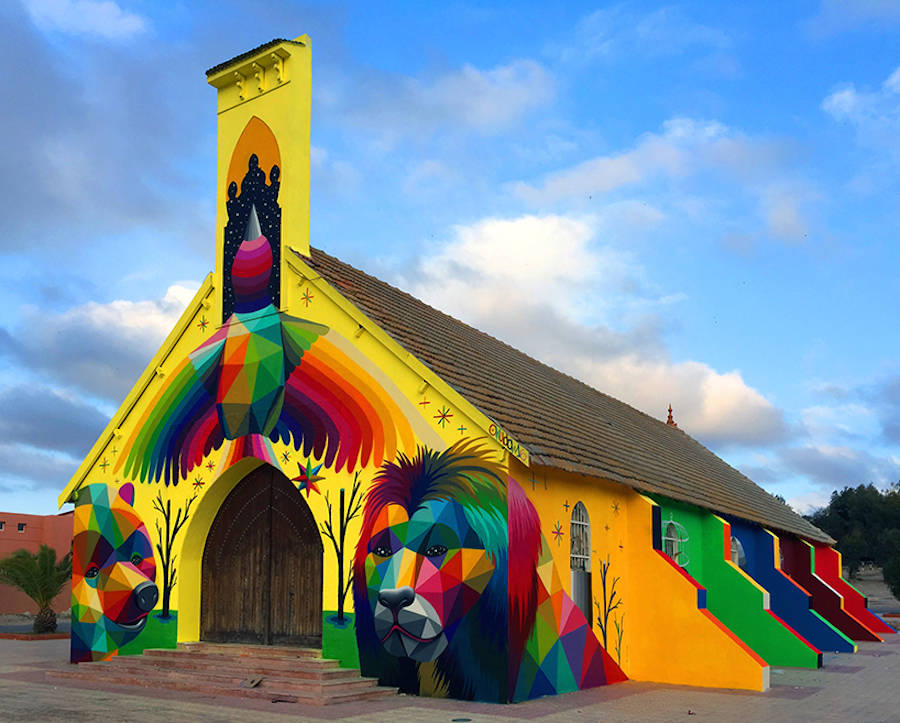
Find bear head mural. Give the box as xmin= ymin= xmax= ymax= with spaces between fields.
xmin=71 ymin=482 xmax=158 ymax=663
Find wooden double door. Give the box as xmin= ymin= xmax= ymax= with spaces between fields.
xmin=201 ymin=465 xmax=323 ymax=646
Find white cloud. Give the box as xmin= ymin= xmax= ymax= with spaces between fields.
xmin=779 ymin=444 xmax=900 ymax=489
xmin=318 ymin=59 xmax=554 ymax=145
xmin=806 ymin=0 xmax=900 ymax=37
xmin=23 ymin=0 xmax=148 ymax=40
xmin=310 ymin=145 xmax=361 ymax=194
xmin=4 ymin=284 xmax=197 ymax=401
xmin=822 ymin=64 xmax=900 ymax=156
xmin=786 ymin=489 xmax=832 ymax=515
xmin=408 ymin=213 xmax=786 ymax=448
xmin=557 ymin=6 xmax=731 ymax=65
xmin=511 ymin=117 xmax=786 ymax=203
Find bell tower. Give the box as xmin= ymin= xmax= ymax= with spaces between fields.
xmin=207 ymin=37 xmax=311 ymax=322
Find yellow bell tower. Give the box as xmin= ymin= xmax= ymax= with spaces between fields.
xmin=206 ymin=37 xmax=312 ymax=322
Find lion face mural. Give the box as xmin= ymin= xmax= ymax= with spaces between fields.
xmin=364 ymin=497 xmax=496 ymax=662
xmin=353 ymin=440 xmax=626 ymax=703
xmin=71 ymin=483 xmax=159 ymax=663
xmin=353 ymin=440 xmax=510 ymax=701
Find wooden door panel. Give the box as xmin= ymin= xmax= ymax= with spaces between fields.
xmin=201 ymin=464 xmax=322 ymax=646
xmin=270 ymin=476 xmax=322 ymax=645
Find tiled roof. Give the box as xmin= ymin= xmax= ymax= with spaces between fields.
xmin=301 ymin=247 xmax=833 ymax=545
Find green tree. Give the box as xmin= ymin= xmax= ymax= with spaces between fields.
xmin=807 ymin=483 xmax=900 ymax=572
xmin=0 ymin=545 xmax=72 ymax=633
xmin=884 ymin=555 xmax=900 ymax=601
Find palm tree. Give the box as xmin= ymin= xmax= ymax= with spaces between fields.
xmin=0 ymin=545 xmax=72 ymax=633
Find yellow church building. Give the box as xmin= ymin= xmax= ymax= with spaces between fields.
xmin=58 ymin=37 xmax=893 ymax=705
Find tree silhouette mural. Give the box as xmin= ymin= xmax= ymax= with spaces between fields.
xmin=152 ymin=491 xmax=197 ymax=619
xmin=319 ymin=471 xmax=363 ymax=624
xmin=593 ymin=555 xmax=623 ymax=649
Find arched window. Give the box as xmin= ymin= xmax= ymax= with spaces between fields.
xmin=730 ymin=535 xmax=747 ymax=571
xmin=570 ymin=502 xmax=592 ymax=625
xmin=662 ymin=516 xmax=689 ymax=568
xmin=570 ymin=502 xmax=591 ymax=572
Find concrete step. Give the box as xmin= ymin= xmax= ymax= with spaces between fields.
xmin=48 ymin=666 xmax=396 ymax=705
xmin=94 ymin=658 xmax=379 ymax=693
xmin=141 ymin=648 xmax=341 ymax=673
xmin=46 ymin=643 xmax=397 ymax=706
xmin=117 ymin=652 xmax=348 ymax=680
xmin=177 ymin=642 xmax=322 ymax=658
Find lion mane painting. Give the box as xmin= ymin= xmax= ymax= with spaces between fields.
xmin=352 ymin=439 xmax=626 ymax=703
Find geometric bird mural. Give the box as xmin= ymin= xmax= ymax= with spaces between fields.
xmin=70 ymin=483 xmax=158 ymax=663
xmin=119 ymin=157 xmax=414 ymax=485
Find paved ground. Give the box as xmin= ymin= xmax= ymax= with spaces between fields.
xmin=2 ymin=634 xmax=900 ymax=722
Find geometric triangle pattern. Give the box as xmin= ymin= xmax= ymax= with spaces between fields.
xmin=118 ymin=203 xmax=416 ymax=485
xmin=70 ymin=483 xmax=158 ymax=664
xmin=509 ymin=476 xmax=628 ymax=702
xmin=352 ymin=441 xmax=511 ymax=703
xmin=363 ymin=498 xmax=497 ymax=665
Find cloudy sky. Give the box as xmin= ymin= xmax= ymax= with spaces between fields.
xmin=2 ymin=0 xmax=899 ymax=516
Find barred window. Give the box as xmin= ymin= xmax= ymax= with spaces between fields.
xmin=730 ymin=535 xmax=747 ymax=570
xmin=570 ymin=502 xmax=591 ymax=572
xmin=662 ymin=517 xmax=689 ymax=568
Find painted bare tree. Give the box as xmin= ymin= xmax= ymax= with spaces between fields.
xmin=613 ymin=612 xmax=625 ymax=665
xmin=593 ymin=555 xmax=622 ymax=649
xmin=152 ymin=491 xmax=196 ymax=619
xmin=319 ymin=471 xmax=363 ymax=623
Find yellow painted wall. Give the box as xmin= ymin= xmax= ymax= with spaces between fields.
xmin=61 ymin=244 xmax=514 ymax=645
xmin=512 ymin=459 xmax=769 ymax=691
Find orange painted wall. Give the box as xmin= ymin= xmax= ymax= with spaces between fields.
xmin=510 ymin=460 xmax=769 ymax=691
xmin=0 ymin=511 xmax=72 ymax=614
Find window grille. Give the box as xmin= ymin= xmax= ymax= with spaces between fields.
xmin=570 ymin=502 xmax=591 ymax=572
xmin=662 ymin=516 xmax=689 ymax=568
xmin=730 ymin=535 xmax=747 ymax=570
xmin=569 ymin=501 xmax=592 ymax=625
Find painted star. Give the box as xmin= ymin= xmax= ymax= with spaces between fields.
xmin=292 ymin=459 xmax=325 ymax=497
xmin=192 ymin=476 xmax=204 ymax=490
xmin=98 ymin=458 xmax=110 ymax=472
xmin=301 ymin=288 xmax=314 ymax=307
xmin=611 ymin=501 xmax=620 ymax=515
xmin=563 ymin=500 xmax=570 ymax=512
xmin=197 ymin=316 xmax=209 ymax=331
xmin=281 ymin=450 xmax=291 ymax=463
xmin=551 ymin=520 xmax=564 ymax=546
xmin=205 ymin=460 xmax=216 ymax=471
xmin=434 ymin=405 xmax=453 ymax=428
xmin=457 ymin=424 xmax=467 ymax=435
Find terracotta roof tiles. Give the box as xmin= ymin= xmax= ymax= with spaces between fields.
xmin=301 ymin=247 xmax=833 ymax=545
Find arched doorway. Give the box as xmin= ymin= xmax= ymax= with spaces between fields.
xmin=200 ymin=464 xmax=323 ymax=646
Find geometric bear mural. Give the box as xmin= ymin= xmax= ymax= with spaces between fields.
xmin=70 ymin=483 xmax=158 ymax=663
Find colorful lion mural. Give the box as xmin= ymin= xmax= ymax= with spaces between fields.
xmin=71 ymin=483 xmax=158 ymax=663
xmin=352 ymin=440 xmax=626 ymax=702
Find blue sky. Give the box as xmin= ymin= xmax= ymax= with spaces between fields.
xmin=1 ymin=0 xmax=899 ymax=516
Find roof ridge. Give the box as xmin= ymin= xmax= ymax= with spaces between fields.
xmin=303 ymin=247 xmax=685 ymax=436
xmin=297 ymin=246 xmax=832 ymax=544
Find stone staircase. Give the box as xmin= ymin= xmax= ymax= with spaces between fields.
xmin=47 ymin=642 xmax=397 ymax=706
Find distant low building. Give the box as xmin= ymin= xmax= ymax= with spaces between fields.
xmin=0 ymin=510 xmax=72 ymax=614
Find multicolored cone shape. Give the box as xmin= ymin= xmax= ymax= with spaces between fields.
xmin=119 ymin=205 xmax=414 ymax=485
